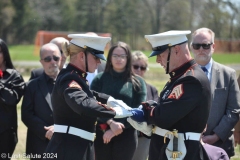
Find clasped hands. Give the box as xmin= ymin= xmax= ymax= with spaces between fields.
xmin=107 ymin=97 xmax=157 ymax=136
xmin=107 ymin=97 xmax=157 ymax=122
xmin=107 ymin=96 xmax=145 ymax=121
xmin=103 ymin=120 xmax=124 ymax=144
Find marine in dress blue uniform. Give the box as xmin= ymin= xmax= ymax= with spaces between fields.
xmin=129 ymin=31 xmax=211 ymax=160
xmin=43 ymin=34 xmax=131 ymax=160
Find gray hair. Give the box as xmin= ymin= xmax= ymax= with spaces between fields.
xmin=40 ymin=43 xmax=60 ymax=58
xmin=191 ymin=27 xmax=215 ymax=43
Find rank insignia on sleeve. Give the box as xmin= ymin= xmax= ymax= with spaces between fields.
xmin=69 ymin=80 xmax=82 ymax=89
xmin=168 ymin=84 xmax=183 ymax=99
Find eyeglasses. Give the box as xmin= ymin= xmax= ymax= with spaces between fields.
xmin=112 ymin=54 xmax=127 ymax=59
xmin=42 ymin=56 xmax=60 ymax=62
xmin=133 ymin=65 xmax=147 ymax=71
xmin=192 ymin=43 xmax=213 ymax=50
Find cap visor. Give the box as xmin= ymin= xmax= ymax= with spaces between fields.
xmin=91 ymin=52 xmax=106 ymax=61
xmin=149 ymin=49 xmax=167 ymax=57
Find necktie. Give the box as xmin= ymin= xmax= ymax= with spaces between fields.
xmin=201 ymin=67 xmax=208 ymax=73
xmin=201 ymin=67 xmax=209 ymax=80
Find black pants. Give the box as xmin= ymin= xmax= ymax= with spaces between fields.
xmin=94 ymin=127 xmax=137 ymax=160
xmin=0 ymin=129 xmax=18 ymax=160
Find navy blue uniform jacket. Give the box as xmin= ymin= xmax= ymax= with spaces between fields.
xmin=144 ymin=60 xmax=211 ymax=160
xmin=44 ymin=63 xmax=115 ymax=160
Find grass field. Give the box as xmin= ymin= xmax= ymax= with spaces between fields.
xmin=9 ymin=45 xmax=39 ymax=61
xmin=8 ymin=45 xmax=240 ymax=159
xmin=9 ymin=45 xmax=240 ymax=64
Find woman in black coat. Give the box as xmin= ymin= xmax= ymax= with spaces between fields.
xmin=0 ymin=39 xmax=25 ymax=159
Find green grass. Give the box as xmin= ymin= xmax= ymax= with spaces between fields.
xmin=8 ymin=45 xmax=240 ymax=65
xmin=9 ymin=45 xmax=39 ymax=61
xmin=212 ymin=53 xmax=240 ymax=64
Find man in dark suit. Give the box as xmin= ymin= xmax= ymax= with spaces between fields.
xmin=29 ymin=37 xmax=69 ymax=80
xmin=21 ymin=43 xmax=61 ymax=159
xmin=191 ymin=27 xmax=240 ymax=158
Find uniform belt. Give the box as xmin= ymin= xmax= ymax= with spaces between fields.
xmin=153 ymin=126 xmax=201 ymax=141
xmin=54 ymin=124 xmax=96 ymax=141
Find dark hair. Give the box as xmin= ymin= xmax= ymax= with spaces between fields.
xmin=105 ymin=41 xmax=141 ymax=91
xmin=0 ymin=39 xmax=14 ymax=69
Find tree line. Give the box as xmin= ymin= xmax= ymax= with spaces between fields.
xmin=0 ymin=0 xmax=239 ymax=49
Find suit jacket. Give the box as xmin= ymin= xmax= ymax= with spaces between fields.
xmin=205 ymin=61 xmax=240 ymax=157
xmin=29 ymin=68 xmax=44 ymax=80
xmin=146 ymin=83 xmax=158 ymax=101
xmin=21 ymin=73 xmax=54 ymax=156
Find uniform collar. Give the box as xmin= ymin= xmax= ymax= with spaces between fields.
xmin=169 ymin=59 xmax=196 ymax=79
xmin=67 ymin=63 xmax=88 ymax=79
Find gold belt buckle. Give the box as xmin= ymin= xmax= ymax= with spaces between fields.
xmin=152 ymin=126 xmax=156 ymax=133
xmin=164 ymin=129 xmax=182 ymax=160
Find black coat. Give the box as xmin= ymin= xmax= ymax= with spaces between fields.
xmin=21 ymin=73 xmax=54 ymax=156
xmin=0 ymin=69 xmax=25 ymax=133
xmin=144 ymin=60 xmax=211 ymax=160
xmin=44 ymin=63 xmax=115 ymax=160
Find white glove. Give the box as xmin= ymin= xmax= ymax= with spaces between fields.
xmin=107 ymin=96 xmax=116 ymax=108
xmin=127 ymin=117 xmax=153 ymax=136
xmin=107 ymin=96 xmax=132 ymax=110
xmin=107 ymin=96 xmax=120 ymax=109
xmin=115 ymin=100 xmax=132 ymax=110
xmin=138 ymin=105 xmax=143 ymax=109
xmin=113 ymin=106 xmax=133 ymax=118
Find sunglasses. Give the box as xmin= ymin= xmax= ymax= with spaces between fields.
xmin=133 ymin=65 xmax=147 ymax=71
xmin=192 ymin=43 xmax=213 ymax=50
xmin=42 ymin=56 xmax=60 ymax=62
